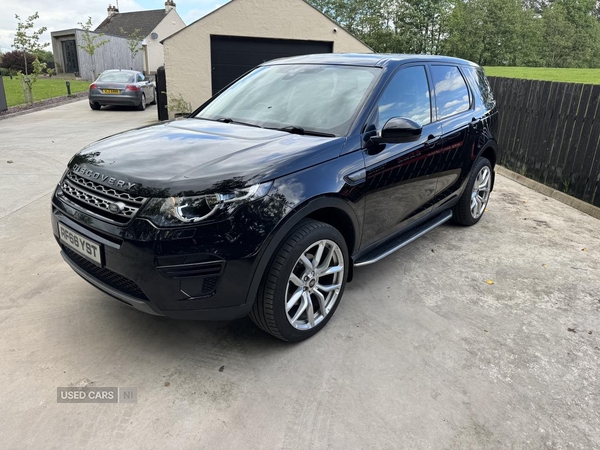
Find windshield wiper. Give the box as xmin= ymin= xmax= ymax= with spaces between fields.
xmin=269 ymin=126 xmax=336 ymax=137
xmin=215 ymin=117 xmax=262 ymax=128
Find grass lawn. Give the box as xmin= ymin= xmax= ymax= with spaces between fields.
xmin=484 ymin=67 xmax=600 ymax=84
xmin=2 ymin=77 xmax=90 ymax=107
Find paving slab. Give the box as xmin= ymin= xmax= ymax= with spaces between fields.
xmin=0 ymin=100 xmax=157 ymax=219
xmin=0 ymin=103 xmax=599 ymax=449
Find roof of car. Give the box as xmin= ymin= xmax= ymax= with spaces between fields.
xmin=102 ymin=70 xmax=138 ymax=74
xmin=263 ymin=53 xmax=478 ymax=67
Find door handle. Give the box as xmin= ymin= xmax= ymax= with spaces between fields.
xmin=424 ymin=134 xmax=440 ymax=147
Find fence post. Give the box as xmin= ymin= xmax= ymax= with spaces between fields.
xmin=0 ymin=75 xmax=7 ymax=112
xmin=156 ymin=66 xmax=168 ymax=121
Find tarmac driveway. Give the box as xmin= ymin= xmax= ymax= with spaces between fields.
xmin=0 ymin=100 xmax=599 ymax=449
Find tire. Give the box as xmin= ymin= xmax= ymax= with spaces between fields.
xmin=89 ymin=102 xmax=101 ymax=110
xmin=452 ymin=157 xmax=492 ymax=226
xmin=249 ymin=219 xmax=349 ymax=342
xmin=137 ymin=93 xmax=146 ymax=111
xmin=149 ymin=89 xmax=157 ymax=105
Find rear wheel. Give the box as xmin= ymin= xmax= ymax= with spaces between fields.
xmin=452 ymin=157 xmax=492 ymax=226
xmin=250 ymin=220 xmax=348 ymax=342
xmin=137 ymin=93 xmax=146 ymax=111
xmin=89 ymin=102 xmax=101 ymax=110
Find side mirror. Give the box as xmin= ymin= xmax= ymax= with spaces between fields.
xmin=370 ymin=117 xmax=423 ymax=144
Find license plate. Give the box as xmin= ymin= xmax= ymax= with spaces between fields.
xmin=102 ymin=89 xmax=120 ymax=94
xmin=58 ymin=223 xmax=102 ymax=266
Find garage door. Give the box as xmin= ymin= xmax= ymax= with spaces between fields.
xmin=210 ymin=35 xmax=333 ymax=95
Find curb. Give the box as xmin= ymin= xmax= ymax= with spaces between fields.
xmin=496 ymin=165 xmax=600 ymax=220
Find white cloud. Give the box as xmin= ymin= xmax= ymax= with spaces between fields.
xmin=0 ymin=0 xmax=223 ymax=52
xmin=443 ymin=99 xmax=462 ymax=109
xmin=183 ymin=3 xmax=223 ymax=25
xmin=434 ymin=75 xmax=465 ymax=94
xmin=0 ymin=0 xmax=143 ymax=51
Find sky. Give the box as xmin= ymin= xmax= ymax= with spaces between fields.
xmin=0 ymin=0 xmax=225 ymax=52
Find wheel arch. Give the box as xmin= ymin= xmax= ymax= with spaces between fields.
xmin=244 ymin=196 xmax=361 ymax=307
xmin=478 ymin=141 xmax=498 ymax=190
xmin=479 ymin=142 xmax=497 ymax=168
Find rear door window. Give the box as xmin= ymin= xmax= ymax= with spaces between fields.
xmin=430 ymin=65 xmax=471 ymax=120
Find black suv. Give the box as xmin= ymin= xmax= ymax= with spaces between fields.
xmin=52 ymin=54 xmax=498 ymax=342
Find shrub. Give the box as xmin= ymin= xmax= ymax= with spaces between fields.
xmin=1 ymin=50 xmax=35 ymax=74
xmin=32 ymin=49 xmax=53 ymax=65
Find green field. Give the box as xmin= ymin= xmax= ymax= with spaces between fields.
xmin=484 ymin=67 xmax=600 ymax=84
xmin=2 ymin=77 xmax=90 ymax=107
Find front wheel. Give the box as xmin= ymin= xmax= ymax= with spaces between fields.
xmin=452 ymin=157 xmax=492 ymax=226
xmin=250 ymin=220 xmax=348 ymax=342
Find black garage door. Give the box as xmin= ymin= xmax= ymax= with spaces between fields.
xmin=210 ymin=35 xmax=333 ymax=95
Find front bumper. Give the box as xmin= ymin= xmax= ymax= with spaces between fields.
xmin=51 ymin=192 xmax=276 ymax=320
xmin=60 ymin=249 xmax=161 ymax=316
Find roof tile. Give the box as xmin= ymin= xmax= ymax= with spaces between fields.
xmin=94 ymin=10 xmax=167 ymax=38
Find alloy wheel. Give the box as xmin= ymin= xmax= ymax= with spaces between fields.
xmin=471 ymin=166 xmax=491 ymax=219
xmin=285 ymin=239 xmax=345 ymax=330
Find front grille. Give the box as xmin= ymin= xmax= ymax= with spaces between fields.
xmin=202 ymin=276 xmax=219 ymax=294
xmin=157 ymin=262 xmax=224 ymax=279
xmin=60 ymin=171 xmax=147 ymax=225
xmin=64 ymin=247 xmax=148 ymax=301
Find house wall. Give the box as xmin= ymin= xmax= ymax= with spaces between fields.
xmin=75 ymin=30 xmax=144 ymax=80
xmin=163 ymin=0 xmax=372 ymax=107
xmin=145 ymin=9 xmax=186 ymax=74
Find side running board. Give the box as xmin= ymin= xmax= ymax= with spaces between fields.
xmin=354 ymin=210 xmax=453 ymax=267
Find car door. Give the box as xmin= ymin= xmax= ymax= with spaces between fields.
xmin=428 ymin=65 xmax=478 ymax=203
xmin=360 ymin=65 xmax=443 ymax=248
xmin=137 ymin=73 xmax=152 ymax=100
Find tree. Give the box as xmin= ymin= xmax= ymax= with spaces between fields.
xmin=32 ymin=49 xmax=53 ymax=65
xmin=12 ymin=12 xmax=49 ymax=105
xmin=541 ymin=0 xmax=600 ymax=67
xmin=0 ymin=49 xmax=35 ymax=74
xmin=443 ymin=0 xmax=540 ymax=66
xmin=13 ymin=12 xmax=48 ymax=76
xmin=120 ymin=27 xmax=144 ymax=69
xmin=309 ymin=0 xmax=600 ymax=68
xmin=78 ymin=17 xmax=109 ymax=80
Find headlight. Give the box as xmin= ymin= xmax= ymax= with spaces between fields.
xmin=140 ymin=182 xmax=272 ymax=226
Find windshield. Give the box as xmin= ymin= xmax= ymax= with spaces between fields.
xmin=98 ymin=72 xmax=134 ymax=83
xmin=194 ymin=64 xmax=381 ymax=136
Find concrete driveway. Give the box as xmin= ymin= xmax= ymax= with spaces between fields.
xmin=1 ymin=100 xmax=599 ymax=449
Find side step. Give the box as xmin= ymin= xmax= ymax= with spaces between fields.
xmin=354 ymin=210 xmax=453 ymax=267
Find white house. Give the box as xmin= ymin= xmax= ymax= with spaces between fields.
xmin=162 ymin=0 xmax=373 ymax=107
xmin=95 ymin=1 xmax=185 ymax=75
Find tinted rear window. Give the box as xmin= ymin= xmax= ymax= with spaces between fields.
xmin=98 ymin=72 xmax=134 ymax=83
xmin=462 ymin=66 xmax=495 ymax=109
